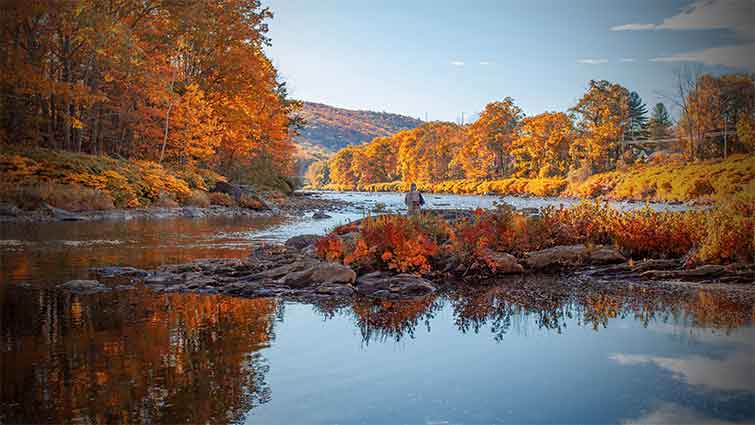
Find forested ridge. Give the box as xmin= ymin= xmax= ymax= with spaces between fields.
xmin=308 ymin=75 xmax=755 ymax=201
xmin=1 ymin=0 xmax=297 ymax=182
xmin=294 ymin=101 xmax=423 ymax=152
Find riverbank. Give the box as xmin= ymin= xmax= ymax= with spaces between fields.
xmin=0 ymin=147 xmax=300 ymax=213
xmin=317 ymin=154 xmax=754 ymax=203
xmin=0 ymin=190 xmax=348 ymax=223
xmin=0 ymin=147 xmax=340 ymax=222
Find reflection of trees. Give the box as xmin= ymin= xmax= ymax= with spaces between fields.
xmin=351 ymin=283 xmax=754 ymax=343
xmin=450 ymin=286 xmax=571 ymax=341
xmin=350 ymin=296 xmax=443 ymax=344
xmin=0 ymin=288 xmax=277 ymax=424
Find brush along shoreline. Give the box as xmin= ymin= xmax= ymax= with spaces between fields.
xmin=58 ymin=207 xmax=754 ymax=301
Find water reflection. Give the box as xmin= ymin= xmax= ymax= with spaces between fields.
xmin=1 ymin=287 xmax=277 ymax=424
xmin=330 ymin=284 xmax=753 ymax=345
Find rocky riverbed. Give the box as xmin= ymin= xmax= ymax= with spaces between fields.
xmin=58 ymin=227 xmax=754 ymax=304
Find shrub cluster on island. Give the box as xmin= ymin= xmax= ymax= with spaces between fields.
xmin=59 ymin=200 xmax=753 ymax=300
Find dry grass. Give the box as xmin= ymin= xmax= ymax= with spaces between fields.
xmin=0 ymin=182 xmax=115 ymax=211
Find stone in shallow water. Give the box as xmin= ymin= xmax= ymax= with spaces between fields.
xmin=57 ymin=280 xmax=110 ymax=294
xmin=90 ymin=266 xmax=149 ymax=278
xmin=284 ymin=234 xmax=322 ymax=251
xmin=356 ymin=272 xmax=436 ymax=298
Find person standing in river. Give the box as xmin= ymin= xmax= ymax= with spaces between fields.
xmin=404 ymin=183 xmax=425 ymax=215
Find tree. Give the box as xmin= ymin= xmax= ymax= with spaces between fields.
xmin=625 ymin=91 xmax=648 ymax=140
xmin=569 ymin=80 xmax=630 ymax=172
xmin=511 ymin=112 xmax=575 ymax=178
xmin=646 ymin=103 xmax=673 ymax=139
xmin=305 ymin=160 xmax=330 ymax=186
xmin=458 ymin=98 xmax=523 ymax=179
xmin=0 ymin=0 xmax=296 ymax=179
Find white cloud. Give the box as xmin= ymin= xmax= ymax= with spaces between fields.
xmin=620 ymin=58 xmax=636 ymax=62
xmin=651 ymin=42 xmax=755 ymax=69
xmin=450 ymin=61 xmax=465 ymax=66
xmin=577 ymin=58 xmax=609 ymax=65
xmin=611 ymin=0 xmax=755 ymax=70
xmin=609 ymin=350 xmax=755 ymax=393
xmin=479 ymin=61 xmax=490 ymax=65
xmin=657 ymin=0 xmax=755 ymax=38
xmin=611 ymin=23 xmax=658 ymax=31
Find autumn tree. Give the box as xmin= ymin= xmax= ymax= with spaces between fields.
xmin=328 ymin=146 xmax=362 ymax=187
xmin=511 ymin=112 xmax=575 ymax=178
xmin=457 ymin=98 xmax=523 ymax=179
xmin=569 ymin=80 xmax=630 ymax=172
xmin=0 ymin=0 xmax=296 ymax=181
xmin=305 ymin=159 xmax=330 ymax=186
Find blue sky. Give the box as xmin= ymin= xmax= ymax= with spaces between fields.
xmin=264 ymin=0 xmax=755 ymax=122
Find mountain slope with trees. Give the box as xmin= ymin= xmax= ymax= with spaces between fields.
xmin=294 ymin=102 xmax=423 ymax=152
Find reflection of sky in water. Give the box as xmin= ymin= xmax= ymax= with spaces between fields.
xmin=247 ymin=302 xmax=755 ymax=424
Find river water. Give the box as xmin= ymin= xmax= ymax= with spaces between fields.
xmin=1 ymin=192 xmax=752 ymax=424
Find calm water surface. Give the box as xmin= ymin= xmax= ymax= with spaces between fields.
xmin=1 ymin=192 xmax=751 ymax=424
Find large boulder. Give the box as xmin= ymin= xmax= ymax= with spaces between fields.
xmin=355 ymin=272 xmax=436 ymax=297
xmin=480 ymin=249 xmax=524 ymax=274
xmin=275 ymin=261 xmax=356 ymax=289
xmin=525 ymin=244 xmax=625 ymax=270
xmin=285 ymin=234 xmax=322 ymax=251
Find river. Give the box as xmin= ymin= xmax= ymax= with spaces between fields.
xmin=1 ymin=192 xmax=752 ymax=424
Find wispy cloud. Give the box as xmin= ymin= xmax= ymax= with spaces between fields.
xmin=450 ymin=61 xmax=465 ymax=66
xmin=577 ymin=58 xmax=609 ymax=65
xmin=620 ymin=58 xmax=636 ymax=62
xmin=611 ymin=0 xmax=755 ymax=70
xmin=611 ymin=23 xmax=657 ymax=31
xmin=651 ymin=42 xmax=755 ymax=69
xmin=479 ymin=61 xmax=490 ymax=65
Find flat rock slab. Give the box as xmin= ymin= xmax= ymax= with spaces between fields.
xmin=525 ymin=244 xmax=625 ymax=270
xmin=57 ymin=280 xmax=110 ymax=294
xmin=356 ymin=272 xmax=436 ymax=298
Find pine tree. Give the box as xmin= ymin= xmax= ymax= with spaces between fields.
xmin=647 ymin=103 xmax=673 ymax=139
xmin=625 ymin=92 xmax=648 ymax=140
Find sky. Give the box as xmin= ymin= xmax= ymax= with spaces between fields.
xmin=263 ymin=0 xmax=755 ymax=122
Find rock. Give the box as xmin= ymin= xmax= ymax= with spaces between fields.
xmin=640 ymin=264 xmax=726 ymax=281
xmin=90 ymin=266 xmax=149 ymax=278
xmin=57 ymin=279 xmax=110 ymax=294
xmin=285 ymin=234 xmax=322 ymax=251
xmin=211 ymin=181 xmax=243 ymax=202
xmin=356 ymin=272 xmax=436 ymax=297
xmin=589 ymin=246 xmax=627 ymax=264
xmin=276 ymin=261 xmax=356 ymax=288
xmin=480 ymin=249 xmax=524 ymax=274
xmin=44 ymin=204 xmax=86 ymax=221
xmin=143 ymin=272 xmax=182 ymax=286
xmin=316 ymin=284 xmax=355 ymax=296
xmin=0 ymin=203 xmax=21 ymax=217
xmin=312 ymin=211 xmax=332 ymax=219
xmin=525 ymin=244 xmax=625 ymax=270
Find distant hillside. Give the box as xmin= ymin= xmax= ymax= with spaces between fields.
xmin=292 ymin=101 xmax=423 ymax=174
xmin=294 ymin=101 xmax=423 ymax=152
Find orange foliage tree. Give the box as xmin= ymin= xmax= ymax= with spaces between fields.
xmin=0 ymin=0 xmax=296 ymax=178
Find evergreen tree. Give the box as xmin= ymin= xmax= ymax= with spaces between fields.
xmin=647 ymin=103 xmax=673 ymax=139
xmin=625 ymin=91 xmax=648 ymax=140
